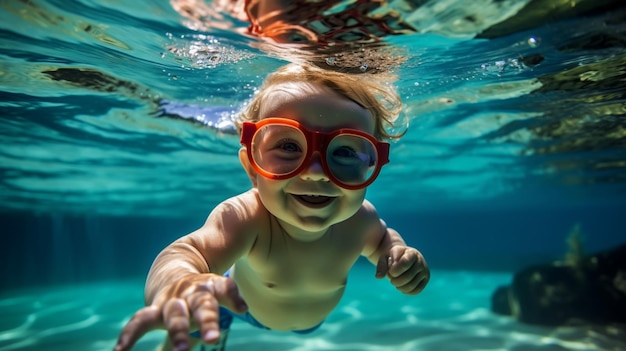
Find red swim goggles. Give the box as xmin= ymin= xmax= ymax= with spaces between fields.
xmin=240 ymin=118 xmax=390 ymax=190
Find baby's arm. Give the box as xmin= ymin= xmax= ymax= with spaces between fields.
xmin=361 ymin=201 xmax=430 ymax=295
xmin=115 ymin=192 xmax=261 ymax=351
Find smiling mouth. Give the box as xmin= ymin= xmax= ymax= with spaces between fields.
xmin=292 ymin=194 xmax=335 ymax=207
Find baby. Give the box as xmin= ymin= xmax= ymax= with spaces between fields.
xmin=114 ymin=64 xmax=429 ymax=351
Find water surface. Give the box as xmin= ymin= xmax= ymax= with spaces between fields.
xmin=1 ymin=0 xmax=625 ymax=350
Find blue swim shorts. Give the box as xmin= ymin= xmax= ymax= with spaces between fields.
xmin=190 ymin=271 xmax=322 ymax=350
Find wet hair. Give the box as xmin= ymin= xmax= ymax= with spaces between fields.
xmin=236 ymin=63 xmax=405 ymax=140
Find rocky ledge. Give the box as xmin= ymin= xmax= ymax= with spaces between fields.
xmin=491 ymin=243 xmax=626 ymax=326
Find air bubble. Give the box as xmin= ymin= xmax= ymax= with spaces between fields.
xmin=528 ymin=36 xmax=540 ymax=48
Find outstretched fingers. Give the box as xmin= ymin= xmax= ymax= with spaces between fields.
xmin=213 ymin=276 xmax=248 ymax=314
xmin=187 ymin=290 xmax=221 ymax=344
xmin=182 ymin=275 xmax=248 ymax=346
xmin=163 ymin=298 xmax=192 ymax=351
xmin=114 ymin=306 xmax=162 ymax=351
xmin=114 ymin=274 xmax=248 ymax=351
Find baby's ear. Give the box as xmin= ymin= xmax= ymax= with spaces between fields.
xmin=239 ymin=147 xmax=258 ymax=187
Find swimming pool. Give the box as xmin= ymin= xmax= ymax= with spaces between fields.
xmin=1 ymin=0 xmax=625 ymax=350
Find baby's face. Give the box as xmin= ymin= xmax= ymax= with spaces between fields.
xmin=244 ymin=82 xmax=375 ymax=238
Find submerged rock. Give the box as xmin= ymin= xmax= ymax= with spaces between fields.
xmin=491 ymin=244 xmax=626 ymax=326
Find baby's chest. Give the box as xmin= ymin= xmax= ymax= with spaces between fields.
xmin=245 ymin=241 xmax=359 ymax=293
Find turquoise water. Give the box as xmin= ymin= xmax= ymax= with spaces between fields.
xmin=4 ymin=268 xmax=625 ymax=351
xmin=1 ymin=0 xmax=625 ymax=350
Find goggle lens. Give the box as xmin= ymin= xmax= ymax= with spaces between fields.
xmin=326 ymin=134 xmax=377 ymax=186
xmin=251 ymin=124 xmax=306 ymax=176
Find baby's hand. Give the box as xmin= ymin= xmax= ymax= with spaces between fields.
xmin=375 ymin=246 xmax=430 ymax=295
xmin=114 ymin=273 xmax=247 ymax=351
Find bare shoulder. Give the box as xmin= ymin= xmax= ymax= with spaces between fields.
xmin=347 ymin=199 xmax=390 ymax=257
xmin=201 ymin=189 xmax=261 ymax=223
xmin=333 ymin=199 xmax=383 ymax=241
xmin=218 ymin=189 xmax=264 ymax=217
xmin=359 ymin=198 xmax=378 ymax=214
xmin=184 ymin=189 xmax=265 ymax=273
xmin=350 ymin=199 xmax=382 ymax=227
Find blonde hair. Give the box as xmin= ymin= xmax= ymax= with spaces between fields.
xmin=236 ymin=63 xmax=405 ymax=140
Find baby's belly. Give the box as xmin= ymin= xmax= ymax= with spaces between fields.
xmin=232 ymin=265 xmax=347 ymax=331
xmin=244 ymin=288 xmax=345 ymax=331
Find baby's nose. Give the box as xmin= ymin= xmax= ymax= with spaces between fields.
xmin=299 ymin=152 xmax=329 ymax=182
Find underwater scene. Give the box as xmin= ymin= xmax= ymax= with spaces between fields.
xmin=1 ymin=0 xmax=625 ymax=350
